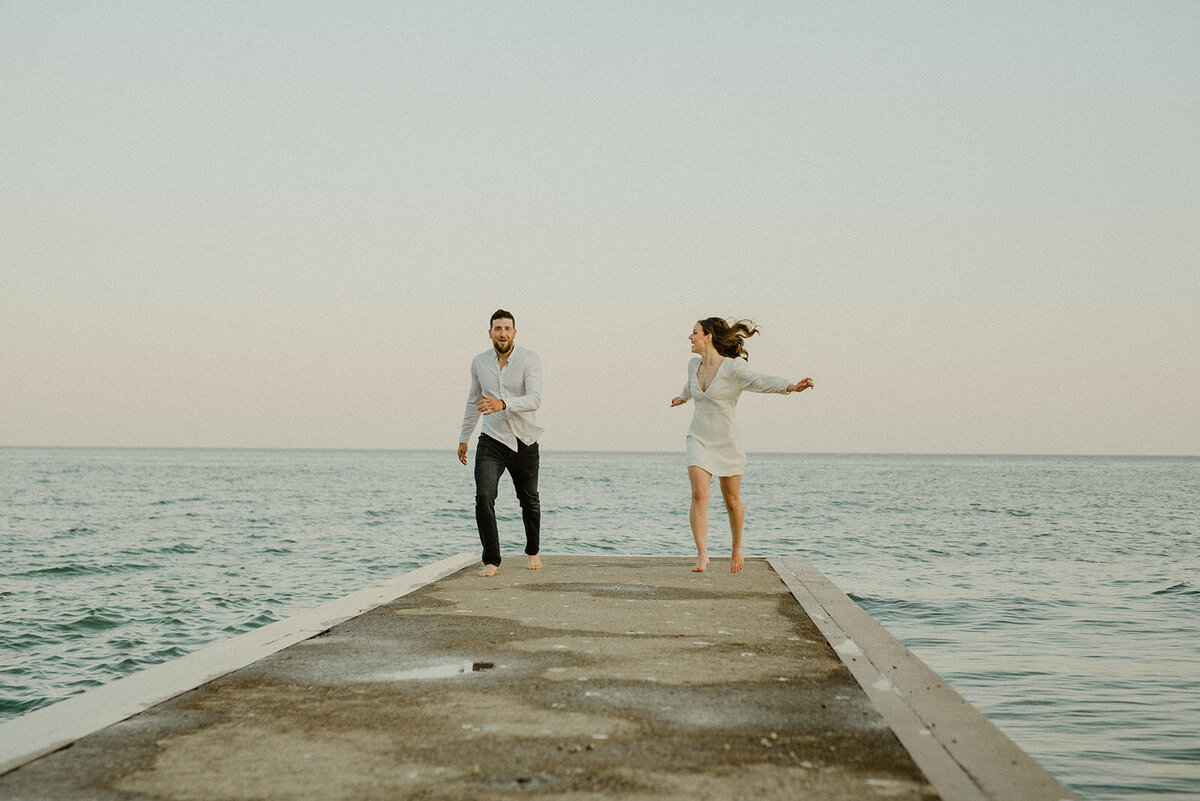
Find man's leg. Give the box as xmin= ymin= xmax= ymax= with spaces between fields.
xmin=509 ymin=439 xmax=542 ymax=569
xmin=474 ymin=436 xmax=506 ymax=575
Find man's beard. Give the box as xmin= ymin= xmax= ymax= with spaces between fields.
xmin=493 ymin=341 xmax=513 ymax=355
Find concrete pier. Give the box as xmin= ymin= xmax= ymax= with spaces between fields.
xmin=0 ymin=555 xmax=1076 ymax=800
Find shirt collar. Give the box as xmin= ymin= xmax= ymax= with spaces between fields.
xmin=491 ymin=346 xmax=518 ymax=365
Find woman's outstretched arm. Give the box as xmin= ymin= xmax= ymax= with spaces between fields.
xmin=729 ymin=359 xmax=814 ymax=395
xmin=672 ymin=358 xmax=697 ymax=406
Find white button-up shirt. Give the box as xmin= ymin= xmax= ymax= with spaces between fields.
xmin=459 ymin=346 xmax=543 ymax=450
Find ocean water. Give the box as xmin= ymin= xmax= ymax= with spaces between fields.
xmin=1 ymin=448 xmax=1197 ymax=799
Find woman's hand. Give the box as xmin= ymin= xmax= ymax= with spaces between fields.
xmin=787 ymin=378 xmax=814 ymax=393
xmin=670 ymin=396 xmax=687 ymax=407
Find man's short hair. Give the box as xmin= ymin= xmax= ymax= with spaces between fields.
xmin=490 ymin=309 xmax=515 ymax=326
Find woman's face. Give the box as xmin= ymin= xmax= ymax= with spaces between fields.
xmin=688 ymin=323 xmax=710 ymax=353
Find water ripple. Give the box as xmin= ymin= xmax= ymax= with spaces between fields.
xmin=0 ymin=448 xmax=1197 ymax=801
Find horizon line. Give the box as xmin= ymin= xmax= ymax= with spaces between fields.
xmin=1 ymin=445 xmax=1197 ymax=459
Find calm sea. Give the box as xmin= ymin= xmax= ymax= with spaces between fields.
xmin=1 ymin=448 xmax=1196 ymax=798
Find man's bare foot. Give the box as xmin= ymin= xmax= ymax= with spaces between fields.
xmin=527 ymin=554 xmax=543 ymax=570
xmin=730 ymin=551 xmax=744 ymax=573
xmin=692 ymin=555 xmax=709 ymax=572
xmin=478 ymin=564 xmax=498 ymax=578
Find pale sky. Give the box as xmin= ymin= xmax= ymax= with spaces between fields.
xmin=3 ymin=2 xmax=1198 ymax=454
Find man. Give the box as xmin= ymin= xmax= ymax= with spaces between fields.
xmin=458 ymin=309 xmax=543 ymax=577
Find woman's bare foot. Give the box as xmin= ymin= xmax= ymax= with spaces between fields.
xmin=692 ymin=554 xmax=709 ymax=572
xmin=730 ymin=550 xmax=744 ymax=573
xmin=527 ymin=554 xmax=543 ymax=570
xmin=478 ymin=564 xmax=498 ymax=578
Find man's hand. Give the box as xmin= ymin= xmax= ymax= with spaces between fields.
xmin=787 ymin=378 xmax=814 ymax=393
xmin=477 ymin=395 xmax=505 ymax=415
xmin=457 ymin=442 xmax=468 ymax=465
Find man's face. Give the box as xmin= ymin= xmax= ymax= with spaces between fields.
xmin=489 ymin=317 xmax=515 ymax=355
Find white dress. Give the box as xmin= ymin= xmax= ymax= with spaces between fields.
xmin=680 ymin=356 xmax=791 ymax=477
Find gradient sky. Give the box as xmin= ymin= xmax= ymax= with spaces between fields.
xmin=3 ymin=2 xmax=1198 ymax=454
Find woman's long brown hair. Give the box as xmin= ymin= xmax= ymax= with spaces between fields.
xmin=698 ymin=317 xmax=760 ymax=360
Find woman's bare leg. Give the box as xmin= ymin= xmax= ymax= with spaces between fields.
xmin=718 ymin=474 xmax=745 ymax=573
xmin=688 ymin=466 xmax=712 ymax=572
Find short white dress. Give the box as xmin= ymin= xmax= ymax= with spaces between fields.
xmin=680 ymin=356 xmax=791 ymax=477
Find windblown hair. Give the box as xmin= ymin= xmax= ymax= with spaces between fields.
xmin=698 ymin=317 xmax=760 ymax=360
xmin=490 ymin=308 xmax=515 ymax=326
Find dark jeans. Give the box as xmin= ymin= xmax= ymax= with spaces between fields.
xmin=474 ymin=433 xmax=540 ymax=566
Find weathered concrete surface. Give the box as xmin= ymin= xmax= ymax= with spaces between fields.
xmin=0 ymin=554 xmax=476 ymax=777
xmin=0 ymin=556 xmax=940 ymax=800
xmin=772 ymin=558 xmax=1077 ymax=801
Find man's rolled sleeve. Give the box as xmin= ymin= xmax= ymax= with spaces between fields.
xmin=459 ymin=363 xmax=484 ymax=443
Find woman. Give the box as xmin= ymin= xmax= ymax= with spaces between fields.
xmin=670 ymin=318 xmax=814 ymax=573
